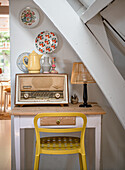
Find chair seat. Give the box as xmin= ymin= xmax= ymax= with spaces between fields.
xmin=40 ymin=136 xmax=80 ymax=150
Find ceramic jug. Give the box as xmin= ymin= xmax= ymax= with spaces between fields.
xmin=41 ymin=55 xmax=51 ymax=73
xmin=23 ymin=51 xmax=42 ymax=73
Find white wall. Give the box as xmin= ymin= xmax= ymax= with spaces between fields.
xmin=10 ymin=0 xmax=84 ymax=109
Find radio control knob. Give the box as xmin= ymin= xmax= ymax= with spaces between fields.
xmin=55 ymin=93 xmax=60 ymax=99
xmin=23 ymin=93 xmax=29 ymax=99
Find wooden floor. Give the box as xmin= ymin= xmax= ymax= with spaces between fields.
xmin=0 ymin=120 xmax=11 ymax=170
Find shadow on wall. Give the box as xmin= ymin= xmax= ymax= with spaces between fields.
xmin=89 ymin=84 xmax=125 ymax=170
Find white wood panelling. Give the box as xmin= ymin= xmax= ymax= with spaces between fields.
xmin=34 ymin=0 xmax=125 ymax=129
xmin=87 ymin=14 xmax=113 ymax=60
xmin=80 ymin=0 xmax=113 ymax=23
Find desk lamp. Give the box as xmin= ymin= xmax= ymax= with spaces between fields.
xmin=71 ymin=62 xmax=95 ymax=107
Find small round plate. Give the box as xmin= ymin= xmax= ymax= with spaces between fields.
xmin=17 ymin=52 xmax=30 ymax=73
xmin=35 ymin=31 xmax=58 ymax=54
xmin=20 ymin=7 xmax=39 ymax=28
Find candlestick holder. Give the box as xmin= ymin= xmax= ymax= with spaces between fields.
xmin=51 ymin=57 xmax=58 ymax=74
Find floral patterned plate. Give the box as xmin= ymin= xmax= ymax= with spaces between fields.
xmin=35 ymin=31 xmax=58 ymax=54
xmin=20 ymin=7 xmax=39 ymax=28
xmin=17 ymin=52 xmax=30 ymax=73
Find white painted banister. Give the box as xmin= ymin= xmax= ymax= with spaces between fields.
xmin=80 ymin=0 xmax=113 ymax=23
xmin=86 ymin=14 xmax=113 ymax=60
xmin=33 ymin=0 xmax=125 ymax=129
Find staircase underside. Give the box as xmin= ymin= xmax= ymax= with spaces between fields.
xmin=34 ymin=0 xmax=125 ymax=129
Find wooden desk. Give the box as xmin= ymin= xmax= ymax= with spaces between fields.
xmin=10 ymin=103 xmax=105 ymax=170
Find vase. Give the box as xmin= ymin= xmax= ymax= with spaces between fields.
xmin=41 ymin=55 xmax=51 ymax=73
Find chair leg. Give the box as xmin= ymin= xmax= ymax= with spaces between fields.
xmin=81 ymin=154 xmax=87 ymax=170
xmin=6 ymin=93 xmax=9 ymax=110
xmin=79 ymin=153 xmax=83 ymax=170
xmin=34 ymin=154 xmax=40 ymax=170
xmin=4 ymin=92 xmax=6 ymax=112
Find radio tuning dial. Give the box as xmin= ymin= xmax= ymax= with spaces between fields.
xmin=55 ymin=93 xmax=60 ymax=99
xmin=23 ymin=93 xmax=29 ymax=99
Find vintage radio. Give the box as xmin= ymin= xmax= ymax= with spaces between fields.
xmin=15 ymin=74 xmax=69 ymax=106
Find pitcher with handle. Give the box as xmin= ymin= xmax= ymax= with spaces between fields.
xmin=23 ymin=50 xmax=42 ymax=73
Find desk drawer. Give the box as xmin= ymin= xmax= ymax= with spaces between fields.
xmin=40 ymin=117 xmax=76 ymax=126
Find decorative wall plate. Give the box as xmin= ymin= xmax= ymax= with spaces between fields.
xmin=17 ymin=52 xmax=30 ymax=73
xmin=35 ymin=31 xmax=58 ymax=54
xmin=20 ymin=7 xmax=39 ymax=28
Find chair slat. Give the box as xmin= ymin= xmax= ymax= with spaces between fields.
xmin=38 ymin=127 xmax=83 ymax=133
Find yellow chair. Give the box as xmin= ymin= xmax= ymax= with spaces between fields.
xmin=34 ymin=113 xmax=87 ymax=170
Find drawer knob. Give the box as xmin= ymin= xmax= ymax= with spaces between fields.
xmin=56 ymin=119 xmax=60 ymax=125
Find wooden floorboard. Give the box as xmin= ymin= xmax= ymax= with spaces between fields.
xmin=0 ymin=106 xmax=11 ymax=120
xmin=0 ymin=120 xmax=11 ymax=170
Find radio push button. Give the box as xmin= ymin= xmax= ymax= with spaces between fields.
xmin=55 ymin=93 xmax=60 ymax=99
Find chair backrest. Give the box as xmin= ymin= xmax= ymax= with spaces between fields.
xmin=34 ymin=113 xmax=87 ymax=146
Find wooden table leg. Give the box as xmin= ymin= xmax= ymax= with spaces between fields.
xmin=14 ymin=116 xmax=21 ymax=170
xmin=87 ymin=115 xmax=102 ymax=170
xmin=95 ymin=116 xmax=101 ymax=170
